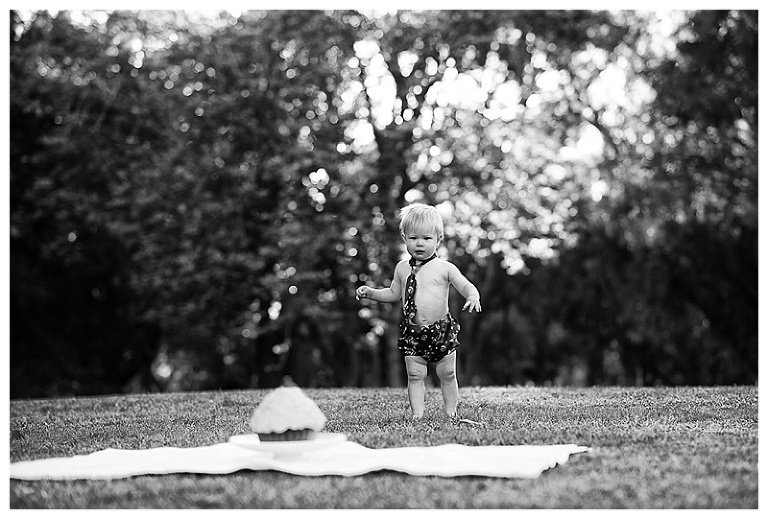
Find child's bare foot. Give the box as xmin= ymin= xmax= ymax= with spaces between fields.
xmin=411 ymin=414 xmax=424 ymax=420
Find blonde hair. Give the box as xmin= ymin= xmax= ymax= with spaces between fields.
xmin=399 ymin=203 xmax=444 ymax=238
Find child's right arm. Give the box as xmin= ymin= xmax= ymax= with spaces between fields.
xmin=356 ymin=261 xmax=405 ymax=303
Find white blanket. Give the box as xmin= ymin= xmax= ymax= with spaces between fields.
xmin=10 ymin=441 xmax=589 ymax=480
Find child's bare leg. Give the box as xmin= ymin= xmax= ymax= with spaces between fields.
xmin=404 ymin=356 xmax=428 ymax=419
xmin=435 ymin=351 xmax=458 ymax=417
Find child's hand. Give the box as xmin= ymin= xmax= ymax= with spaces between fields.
xmin=355 ymin=285 xmax=371 ymax=301
xmin=462 ymin=295 xmax=482 ymax=313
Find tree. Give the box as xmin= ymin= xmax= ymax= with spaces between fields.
xmin=10 ymin=10 xmax=757 ymax=396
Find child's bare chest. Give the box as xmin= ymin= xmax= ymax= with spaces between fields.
xmin=417 ymin=266 xmax=445 ymax=284
xmin=408 ymin=265 xmax=449 ymax=295
xmin=404 ymin=264 xmax=451 ymax=323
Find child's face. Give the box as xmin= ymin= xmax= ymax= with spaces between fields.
xmin=402 ymin=227 xmax=441 ymax=260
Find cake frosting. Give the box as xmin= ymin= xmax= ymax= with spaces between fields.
xmin=249 ymin=386 xmax=327 ymax=435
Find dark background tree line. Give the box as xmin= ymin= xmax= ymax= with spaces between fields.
xmin=9 ymin=10 xmax=757 ymax=398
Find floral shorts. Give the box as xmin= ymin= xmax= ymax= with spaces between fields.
xmin=397 ymin=313 xmax=460 ymax=362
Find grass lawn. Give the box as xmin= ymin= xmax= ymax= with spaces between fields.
xmin=9 ymin=385 xmax=757 ymax=508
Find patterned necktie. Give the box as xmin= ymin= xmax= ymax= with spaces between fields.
xmin=403 ymin=253 xmax=437 ymax=324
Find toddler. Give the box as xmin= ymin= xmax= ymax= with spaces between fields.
xmin=356 ymin=203 xmax=481 ymax=419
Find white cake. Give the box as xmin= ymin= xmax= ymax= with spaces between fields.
xmin=249 ymin=386 xmax=327 ymax=441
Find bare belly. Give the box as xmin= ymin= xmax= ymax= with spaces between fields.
xmin=410 ymin=290 xmax=450 ymax=325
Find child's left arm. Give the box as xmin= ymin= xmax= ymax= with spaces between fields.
xmin=447 ymin=263 xmax=482 ymax=313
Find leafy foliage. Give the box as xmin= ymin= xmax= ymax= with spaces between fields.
xmin=9 ymin=10 xmax=757 ymax=397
